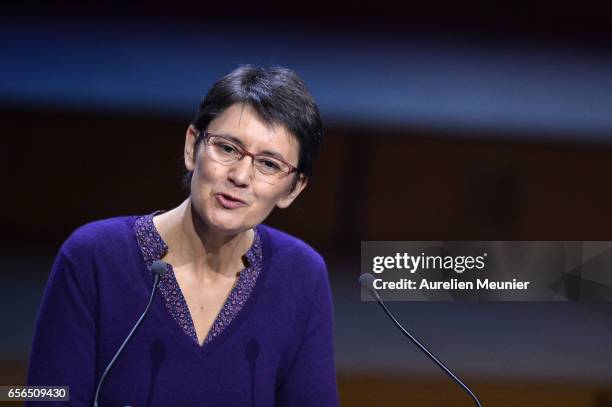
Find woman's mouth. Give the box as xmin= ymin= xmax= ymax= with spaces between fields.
xmin=215 ymin=193 xmax=248 ymax=209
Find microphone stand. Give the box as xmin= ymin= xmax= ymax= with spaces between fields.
xmin=92 ymin=261 xmax=167 ymax=407
xmin=361 ymin=274 xmax=483 ymax=407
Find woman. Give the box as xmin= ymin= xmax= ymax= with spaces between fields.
xmin=27 ymin=66 xmax=338 ymax=406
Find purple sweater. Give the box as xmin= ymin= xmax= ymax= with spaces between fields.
xmin=27 ymin=216 xmax=338 ymax=406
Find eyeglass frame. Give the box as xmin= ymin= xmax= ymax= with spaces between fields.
xmin=197 ymin=130 xmax=299 ymax=176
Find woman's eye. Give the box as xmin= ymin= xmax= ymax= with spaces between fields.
xmin=261 ymin=159 xmax=281 ymax=170
xmin=220 ymin=143 xmax=237 ymax=153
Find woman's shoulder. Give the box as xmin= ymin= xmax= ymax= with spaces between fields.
xmin=255 ymin=225 xmax=333 ymax=327
xmin=256 ymin=224 xmax=327 ymax=282
xmin=258 ymin=224 xmax=324 ymax=261
xmin=46 ymin=216 xmax=143 ymax=298
xmin=60 ymin=215 xmax=141 ymax=259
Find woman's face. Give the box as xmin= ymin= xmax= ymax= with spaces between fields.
xmin=184 ymin=103 xmax=307 ymax=235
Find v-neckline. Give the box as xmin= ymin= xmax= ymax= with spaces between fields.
xmin=133 ymin=212 xmax=264 ymax=350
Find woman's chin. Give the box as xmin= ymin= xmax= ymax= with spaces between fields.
xmin=206 ymin=215 xmax=251 ymax=236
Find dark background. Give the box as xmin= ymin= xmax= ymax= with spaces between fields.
xmin=2 ymin=2 xmax=612 ymax=406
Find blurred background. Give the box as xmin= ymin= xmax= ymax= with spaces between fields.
xmin=2 ymin=1 xmax=612 ymax=406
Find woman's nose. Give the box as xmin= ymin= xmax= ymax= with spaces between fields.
xmin=228 ymin=155 xmax=254 ymax=186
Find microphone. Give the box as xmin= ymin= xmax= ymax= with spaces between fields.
xmin=359 ymin=273 xmax=483 ymax=407
xmin=93 ymin=260 xmax=167 ymax=407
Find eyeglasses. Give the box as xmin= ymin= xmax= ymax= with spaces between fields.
xmin=200 ymin=132 xmax=298 ymax=178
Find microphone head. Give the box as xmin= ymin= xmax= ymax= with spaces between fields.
xmin=150 ymin=260 xmax=168 ymax=277
xmin=359 ymin=273 xmax=377 ymax=290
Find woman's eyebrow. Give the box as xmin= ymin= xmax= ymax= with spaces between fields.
xmin=257 ymin=149 xmax=286 ymax=161
xmin=218 ymin=133 xmax=246 ymax=147
xmin=220 ymin=133 xmax=287 ymax=161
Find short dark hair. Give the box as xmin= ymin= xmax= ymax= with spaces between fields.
xmin=184 ymin=65 xmax=323 ymax=192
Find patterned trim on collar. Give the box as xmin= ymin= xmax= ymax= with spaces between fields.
xmin=134 ymin=212 xmax=263 ymax=345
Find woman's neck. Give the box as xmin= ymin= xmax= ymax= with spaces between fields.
xmin=153 ymin=198 xmax=254 ymax=281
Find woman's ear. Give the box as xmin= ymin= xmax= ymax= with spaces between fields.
xmin=184 ymin=126 xmax=199 ymax=171
xmin=276 ymin=174 xmax=308 ymax=209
